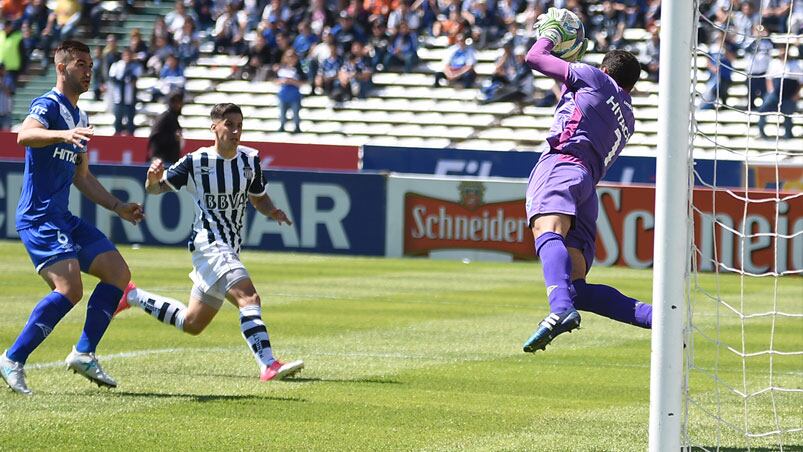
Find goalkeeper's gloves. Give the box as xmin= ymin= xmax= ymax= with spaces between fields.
xmin=534 ymin=7 xmax=569 ymax=46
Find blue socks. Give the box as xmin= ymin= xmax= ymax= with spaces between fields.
xmin=76 ymin=283 xmax=123 ymax=353
xmin=535 ymin=232 xmax=575 ymax=314
xmin=573 ymin=279 xmax=653 ymax=329
xmin=7 ymin=291 xmax=74 ymax=364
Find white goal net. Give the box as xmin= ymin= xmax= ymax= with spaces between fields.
xmin=683 ymin=0 xmax=803 ymax=449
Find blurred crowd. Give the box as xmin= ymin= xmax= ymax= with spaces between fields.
xmin=0 ymin=0 xmax=799 ymax=136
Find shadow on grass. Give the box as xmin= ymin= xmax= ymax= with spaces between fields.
xmin=114 ymin=391 xmax=306 ymax=403
xmin=288 ymin=377 xmax=401 ymax=385
xmin=694 ymin=447 xmax=803 ymax=451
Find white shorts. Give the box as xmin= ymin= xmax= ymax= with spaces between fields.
xmin=191 ymin=267 xmax=250 ymax=310
xmin=189 ymin=242 xmax=250 ymax=309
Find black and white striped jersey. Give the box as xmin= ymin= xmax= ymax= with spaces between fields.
xmin=163 ymin=145 xmax=266 ymax=253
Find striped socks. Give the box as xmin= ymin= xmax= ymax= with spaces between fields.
xmin=239 ymin=305 xmax=274 ymax=369
xmin=127 ymin=287 xmax=186 ymax=331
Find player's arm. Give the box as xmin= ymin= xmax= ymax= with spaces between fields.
xmin=525 ymin=38 xmax=569 ymax=84
xmin=73 ymin=153 xmax=145 ymax=225
xmin=16 ymin=116 xmax=94 ymax=149
xmin=144 ymin=158 xmax=172 ymax=195
xmin=249 ymin=193 xmax=292 ymax=226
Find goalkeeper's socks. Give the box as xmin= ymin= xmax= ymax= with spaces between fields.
xmin=239 ymin=305 xmax=275 ymax=370
xmin=535 ymin=232 xmax=575 ymax=313
xmin=127 ymin=287 xmax=186 ymax=331
xmin=572 ymin=279 xmax=653 ymax=329
xmin=76 ymin=282 xmax=123 ymax=353
xmin=7 ymin=291 xmax=74 ymax=364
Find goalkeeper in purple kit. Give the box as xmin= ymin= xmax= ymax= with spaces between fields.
xmin=521 ymin=8 xmax=653 ymax=353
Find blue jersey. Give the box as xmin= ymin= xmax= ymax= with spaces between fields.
xmin=15 ymin=88 xmax=89 ymax=230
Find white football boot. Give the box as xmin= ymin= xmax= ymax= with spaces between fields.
xmin=65 ymin=347 xmax=118 ymax=388
xmin=0 ymin=351 xmax=32 ymax=395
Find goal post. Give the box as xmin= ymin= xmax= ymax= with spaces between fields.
xmin=648 ymin=0 xmax=696 ymax=449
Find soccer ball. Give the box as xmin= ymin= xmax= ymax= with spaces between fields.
xmin=539 ymin=9 xmax=586 ymax=61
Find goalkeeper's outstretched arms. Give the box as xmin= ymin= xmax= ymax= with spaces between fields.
xmin=525 ymin=38 xmax=570 ymax=84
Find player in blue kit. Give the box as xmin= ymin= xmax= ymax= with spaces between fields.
xmin=521 ymin=10 xmax=653 ymax=353
xmin=0 ymin=41 xmax=144 ymax=395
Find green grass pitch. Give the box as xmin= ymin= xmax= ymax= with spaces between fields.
xmin=0 ymin=240 xmax=800 ymax=450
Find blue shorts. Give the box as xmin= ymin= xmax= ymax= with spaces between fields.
xmin=18 ymin=214 xmax=117 ymax=273
xmin=525 ymin=152 xmax=598 ymax=271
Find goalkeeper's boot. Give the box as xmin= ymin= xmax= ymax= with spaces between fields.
xmin=260 ymin=359 xmax=305 ymax=381
xmin=114 ymin=281 xmax=136 ymax=317
xmin=523 ymin=309 xmax=581 ymax=353
xmin=65 ymin=347 xmax=117 ymax=388
xmin=0 ymin=351 xmax=32 ymax=395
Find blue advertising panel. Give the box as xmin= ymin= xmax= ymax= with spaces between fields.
xmin=0 ymin=162 xmax=386 ymax=256
xmin=362 ymin=145 xmax=743 ymax=187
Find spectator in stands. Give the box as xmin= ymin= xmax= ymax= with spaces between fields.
xmin=191 ymin=0 xmax=215 ymax=31
xmin=495 ymin=0 xmax=518 ymax=28
xmin=53 ymin=0 xmax=82 ymax=42
xmin=165 ymin=0 xmax=199 ymax=35
xmin=336 ymin=40 xmax=373 ymax=101
xmin=732 ymin=0 xmax=759 ymax=50
xmin=758 ymin=43 xmax=802 ymax=139
xmin=147 ymin=34 xmax=176 ymax=75
xmin=366 ymin=19 xmax=389 ymax=70
xmin=433 ymin=33 xmax=477 ymax=88
xmin=81 ymin=0 xmax=103 ymax=38
xmin=213 ymin=2 xmax=247 ymax=55
xmin=591 ymin=0 xmax=626 ymax=52
xmin=315 ymin=40 xmax=341 ymax=97
xmin=102 ymin=33 xmax=121 ymax=74
xmin=700 ymin=39 xmax=736 ymax=110
xmin=364 ymin=0 xmax=392 ymax=19
xmin=383 ymin=20 xmax=418 ymax=72
xmin=308 ymin=0 xmax=334 ymax=36
xmin=332 ymin=10 xmax=366 ymax=55
xmin=432 ymin=9 xmax=468 ymax=47
xmin=238 ymin=32 xmax=272 ymax=80
xmin=276 ymin=48 xmax=305 ymax=133
xmin=309 ymin=29 xmax=337 ymax=91
xmin=638 ymin=24 xmax=660 ymax=82
xmin=293 ymin=19 xmax=319 ymax=60
xmin=0 ymin=19 xmax=23 ymax=92
xmin=761 ymin=0 xmax=791 ymax=33
xmin=262 ymin=0 xmax=291 ymax=26
xmin=148 ymin=91 xmax=184 ymax=165
xmin=387 ymin=0 xmax=421 ymax=34
xmin=175 ymin=18 xmax=201 ymax=68
xmin=128 ymin=28 xmax=149 ymax=67
xmin=2 ymin=0 xmax=25 ymax=21
xmin=151 ymin=17 xmax=172 ymax=48
xmin=270 ymin=32 xmax=293 ymax=75
xmin=22 ymin=0 xmax=53 ymax=57
xmin=744 ymin=26 xmax=772 ymax=109
xmin=109 ymin=48 xmax=143 ymax=135
xmin=153 ymin=54 xmax=185 ymax=101
xmin=0 ymin=64 xmax=11 ymax=130
xmin=91 ymin=44 xmax=104 ymax=99
xmin=644 ymin=0 xmax=661 ymax=29
xmin=465 ymin=0 xmax=501 ymax=49
xmin=480 ymin=41 xmax=535 ymax=104
xmin=412 ymin=0 xmax=438 ymax=35
xmin=348 ymin=0 xmax=371 ymax=30
xmin=19 ymin=21 xmax=35 ymax=71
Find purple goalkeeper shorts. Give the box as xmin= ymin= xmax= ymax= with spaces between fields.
xmin=525 ymin=152 xmax=599 ymax=271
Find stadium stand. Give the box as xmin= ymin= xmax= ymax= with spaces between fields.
xmin=6 ymin=0 xmax=802 ymax=157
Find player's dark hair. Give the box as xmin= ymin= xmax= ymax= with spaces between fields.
xmin=54 ymin=40 xmax=91 ymax=65
xmin=210 ymin=103 xmax=242 ymax=120
xmin=600 ymin=49 xmax=641 ymax=92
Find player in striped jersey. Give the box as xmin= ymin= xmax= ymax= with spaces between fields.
xmin=117 ymin=103 xmax=304 ymax=381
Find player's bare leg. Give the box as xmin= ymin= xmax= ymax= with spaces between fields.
xmin=226 ymin=278 xmax=303 ymax=381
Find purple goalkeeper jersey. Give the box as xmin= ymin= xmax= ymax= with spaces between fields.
xmin=545 ymin=63 xmax=635 ymax=184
